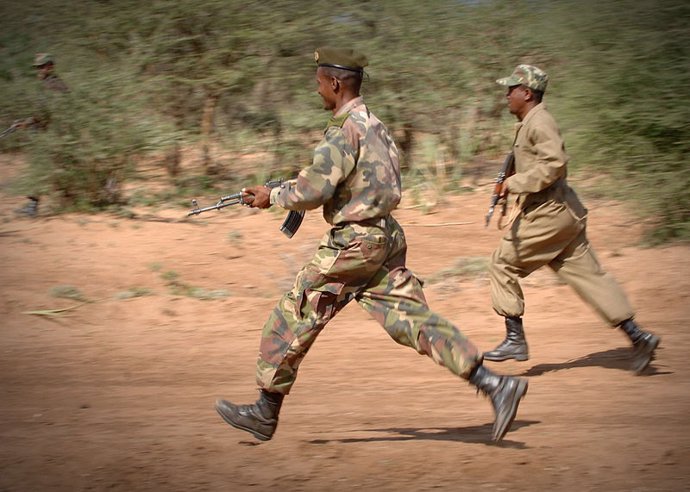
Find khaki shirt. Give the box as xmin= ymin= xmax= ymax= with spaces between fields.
xmin=506 ymin=103 xmax=568 ymax=195
xmin=271 ymin=96 xmax=401 ymax=225
xmin=505 ymin=103 xmax=586 ymax=218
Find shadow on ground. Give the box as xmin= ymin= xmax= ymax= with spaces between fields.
xmin=307 ymin=420 xmax=539 ymax=448
xmin=521 ymin=347 xmax=669 ymax=377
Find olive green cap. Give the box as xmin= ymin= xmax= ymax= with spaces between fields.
xmin=314 ymin=47 xmax=368 ymax=73
xmin=497 ymin=64 xmax=548 ymax=92
xmin=33 ymin=53 xmax=55 ymax=67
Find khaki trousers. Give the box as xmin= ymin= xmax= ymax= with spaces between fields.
xmin=489 ymin=199 xmax=634 ymax=326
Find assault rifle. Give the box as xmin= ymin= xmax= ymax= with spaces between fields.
xmin=187 ymin=179 xmax=305 ymax=239
xmin=0 ymin=122 xmax=20 ymax=139
xmin=485 ymin=151 xmax=515 ymax=227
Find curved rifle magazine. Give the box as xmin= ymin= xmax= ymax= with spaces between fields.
xmin=280 ymin=210 xmax=305 ymax=238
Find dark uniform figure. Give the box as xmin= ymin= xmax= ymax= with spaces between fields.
xmin=484 ymin=64 xmax=660 ymax=374
xmin=215 ymin=47 xmax=528 ymax=442
xmin=16 ymin=53 xmax=69 ymax=218
xmin=34 ymin=53 xmax=70 ymax=94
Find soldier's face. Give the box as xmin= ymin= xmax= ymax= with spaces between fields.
xmin=506 ymin=85 xmax=528 ymax=118
xmin=316 ymin=68 xmax=336 ymax=111
xmin=36 ymin=63 xmax=53 ymax=80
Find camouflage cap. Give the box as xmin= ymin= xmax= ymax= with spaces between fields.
xmin=496 ymin=64 xmax=548 ymax=92
xmin=314 ymin=47 xmax=368 ymax=73
xmin=32 ymin=53 xmax=55 ymax=67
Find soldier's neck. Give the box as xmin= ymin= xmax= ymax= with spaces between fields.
xmin=332 ymin=92 xmax=360 ymax=115
xmin=516 ymin=101 xmax=538 ymax=121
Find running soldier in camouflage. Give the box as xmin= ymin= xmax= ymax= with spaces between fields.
xmin=15 ymin=53 xmax=70 ymax=218
xmin=34 ymin=53 xmax=70 ymax=94
xmin=215 ymin=47 xmax=528 ymax=443
xmin=20 ymin=53 xmax=70 ymax=130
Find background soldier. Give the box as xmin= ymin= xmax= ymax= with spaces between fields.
xmin=33 ymin=52 xmax=70 ymax=94
xmin=483 ymin=64 xmax=660 ymax=374
xmin=15 ymin=52 xmax=69 ymax=217
xmin=214 ymin=47 xmax=528 ymax=443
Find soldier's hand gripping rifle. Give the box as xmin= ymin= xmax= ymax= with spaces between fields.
xmin=187 ymin=179 xmax=305 ymax=239
xmin=485 ymin=151 xmax=515 ymax=227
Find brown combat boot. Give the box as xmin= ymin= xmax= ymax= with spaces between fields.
xmin=469 ymin=364 xmax=528 ymax=441
xmin=483 ymin=316 xmax=529 ymax=362
xmin=215 ymin=389 xmax=284 ymax=441
xmin=619 ymin=319 xmax=660 ymax=375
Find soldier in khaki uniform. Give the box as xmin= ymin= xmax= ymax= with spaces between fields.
xmin=483 ymin=64 xmax=660 ymax=374
xmin=215 ymin=47 xmax=528 ymax=443
xmin=15 ymin=53 xmax=70 ymax=217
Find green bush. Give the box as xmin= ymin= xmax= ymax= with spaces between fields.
xmin=0 ymin=0 xmax=686 ymax=241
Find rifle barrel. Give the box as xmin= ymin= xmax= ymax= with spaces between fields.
xmin=0 ymin=124 xmax=18 ymax=139
xmin=185 ymin=179 xmax=303 ymax=239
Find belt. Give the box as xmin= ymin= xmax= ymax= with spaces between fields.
xmin=340 ymin=216 xmax=388 ymax=228
xmin=358 ymin=216 xmax=388 ymax=228
xmin=524 ymin=180 xmax=567 ymax=206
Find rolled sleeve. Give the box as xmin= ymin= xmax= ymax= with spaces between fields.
xmin=273 ymin=128 xmax=356 ymax=211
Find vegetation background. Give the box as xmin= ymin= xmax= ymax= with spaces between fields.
xmin=0 ymin=0 xmax=687 ymax=243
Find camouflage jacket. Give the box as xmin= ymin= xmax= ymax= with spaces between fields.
xmin=23 ymin=74 xmax=70 ymax=129
xmin=41 ymin=74 xmax=69 ymax=93
xmin=270 ymin=96 xmax=401 ymax=225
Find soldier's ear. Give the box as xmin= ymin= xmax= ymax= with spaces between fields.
xmin=524 ymin=87 xmax=535 ymax=102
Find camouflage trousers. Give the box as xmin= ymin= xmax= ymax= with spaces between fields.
xmin=256 ymin=216 xmax=481 ymax=395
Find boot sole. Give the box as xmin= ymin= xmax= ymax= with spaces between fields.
xmin=493 ymin=379 xmax=528 ymax=442
xmin=483 ymin=354 xmax=529 ymax=362
xmin=215 ymin=401 xmax=273 ymax=441
xmin=632 ymin=336 xmax=660 ymax=375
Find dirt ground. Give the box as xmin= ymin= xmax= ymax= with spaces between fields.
xmin=0 ymin=153 xmax=688 ymax=492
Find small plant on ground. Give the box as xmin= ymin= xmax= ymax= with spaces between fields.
xmin=115 ymin=287 xmax=154 ymax=300
xmin=160 ymin=269 xmax=229 ymax=300
xmin=49 ymin=285 xmax=88 ymax=302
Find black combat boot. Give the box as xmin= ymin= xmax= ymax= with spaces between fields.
xmin=16 ymin=196 xmax=39 ymax=218
xmin=483 ymin=316 xmax=529 ymax=362
xmin=469 ymin=364 xmax=528 ymax=441
xmin=215 ymin=389 xmax=284 ymax=441
xmin=619 ymin=319 xmax=660 ymax=375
